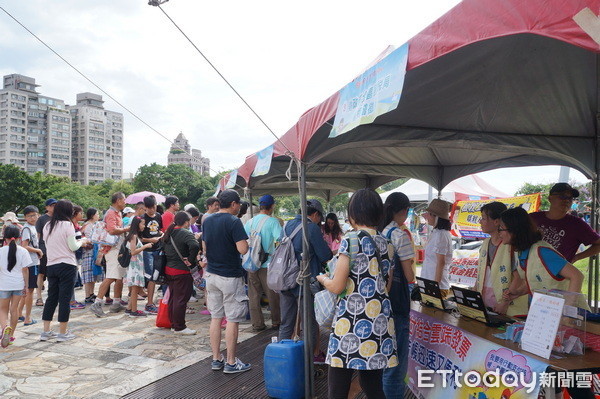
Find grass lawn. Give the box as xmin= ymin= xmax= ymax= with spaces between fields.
xmin=573 ymin=258 xmax=594 ymax=298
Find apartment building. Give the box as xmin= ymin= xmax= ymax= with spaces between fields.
xmin=167 ymin=132 xmax=209 ymax=175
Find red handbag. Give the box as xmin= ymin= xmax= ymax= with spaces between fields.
xmin=155 ymin=288 xmax=171 ymax=329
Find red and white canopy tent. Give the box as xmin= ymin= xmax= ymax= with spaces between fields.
xmin=218 ymin=1 xmax=600 ymax=394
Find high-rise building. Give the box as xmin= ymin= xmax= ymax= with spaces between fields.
xmin=68 ymin=93 xmax=124 ymax=184
xmin=0 ymin=74 xmax=71 ymax=177
xmin=167 ymin=132 xmax=209 ymax=175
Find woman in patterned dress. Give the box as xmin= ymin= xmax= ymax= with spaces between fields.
xmin=317 ymin=188 xmax=397 ymax=399
xmin=81 ymin=208 xmax=103 ymax=303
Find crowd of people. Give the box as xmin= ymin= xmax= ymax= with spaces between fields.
xmin=0 ymin=181 xmax=596 ymax=397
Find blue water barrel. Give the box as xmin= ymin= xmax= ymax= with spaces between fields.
xmin=264 ymin=339 xmax=305 ymax=399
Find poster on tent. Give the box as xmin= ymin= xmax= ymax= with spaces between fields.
xmin=329 ymin=43 xmax=409 ymax=138
xmin=452 ymin=194 xmax=541 ymax=239
xmin=251 ymin=145 xmax=274 ymax=177
xmin=448 ymin=249 xmax=479 ymax=287
xmin=407 ymin=310 xmax=548 ymax=399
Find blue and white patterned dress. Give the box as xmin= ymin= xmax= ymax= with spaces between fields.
xmin=125 ymin=239 xmax=145 ymax=287
xmin=326 ymin=229 xmax=398 ymax=370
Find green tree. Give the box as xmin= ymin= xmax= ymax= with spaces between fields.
xmin=515 ymin=182 xmax=553 ymax=210
xmin=377 ymin=178 xmax=408 ymax=194
xmin=0 ymin=164 xmax=37 ymax=213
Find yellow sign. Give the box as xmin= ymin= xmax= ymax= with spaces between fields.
xmin=452 ymin=193 xmax=541 ymax=234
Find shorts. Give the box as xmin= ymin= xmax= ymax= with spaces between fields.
xmin=0 ymin=290 xmax=23 ymax=299
xmin=27 ymin=265 xmax=39 ymax=289
xmin=205 ymin=273 xmax=248 ymax=323
xmin=104 ymin=245 xmax=126 ymax=280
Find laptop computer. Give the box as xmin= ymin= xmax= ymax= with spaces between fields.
xmin=451 ymin=286 xmax=514 ymax=327
xmin=415 ymin=277 xmax=456 ymax=311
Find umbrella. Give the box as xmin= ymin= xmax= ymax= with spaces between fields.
xmin=125 ymin=191 xmax=166 ymax=204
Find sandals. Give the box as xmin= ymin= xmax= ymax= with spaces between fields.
xmin=185 ymin=306 xmax=196 ymax=314
xmin=35 ymin=298 xmax=44 ymax=307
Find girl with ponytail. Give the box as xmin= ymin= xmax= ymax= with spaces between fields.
xmin=0 ymin=225 xmax=31 ymax=348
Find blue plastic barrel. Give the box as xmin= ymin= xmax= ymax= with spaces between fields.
xmin=264 ymin=339 xmax=305 ymax=399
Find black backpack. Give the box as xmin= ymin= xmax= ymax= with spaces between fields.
xmin=118 ymin=239 xmax=132 ymax=268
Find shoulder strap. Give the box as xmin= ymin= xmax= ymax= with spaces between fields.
xmin=252 ymin=215 xmax=269 ymax=235
xmin=385 ymin=226 xmax=398 ymax=240
xmin=287 ymin=223 xmax=303 ymax=240
xmin=170 ymin=235 xmax=185 ymax=262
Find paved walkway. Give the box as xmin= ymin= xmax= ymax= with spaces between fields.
xmin=0 ymin=289 xmax=276 ymax=398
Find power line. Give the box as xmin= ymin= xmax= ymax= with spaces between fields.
xmin=150 ymin=2 xmax=295 ymax=157
xmin=0 ymin=5 xmax=245 ymax=190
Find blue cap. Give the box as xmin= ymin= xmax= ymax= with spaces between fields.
xmin=259 ymin=195 xmax=275 ymax=207
xmin=45 ymin=198 xmax=57 ymax=206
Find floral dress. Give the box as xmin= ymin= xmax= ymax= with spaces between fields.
xmin=326 ymin=229 xmax=398 ymax=370
xmin=125 ymin=239 xmax=144 ymax=287
xmin=81 ymin=222 xmax=104 ymax=283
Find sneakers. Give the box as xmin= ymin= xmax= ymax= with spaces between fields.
xmin=39 ymin=330 xmax=58 ymax=341
xmin=56 ymin=331 xmax=76 ymax=342
xmin=252 ymin=325 xmax=266 ymax=332
xmin=1 ymin=326 xmax=13 ymax=348
xmin=109 ymin=302 xmax=125 ymax=313
xmin=104 ymin=298 xmax=113 ymax=305
xmin=145 ymin=304 xmax=158 ymax=314
xmin=125 ymin=309 xmax=132 ymax=315
xmin=70 ymin=301 xmax=85 ymax=310
xmin=313 ymin=352 xmax=326 ymax=364
xmin=8 ymin=336 xmax=15 ymax=345
xmin=223 ymin=358 xmax=251 ymax=374
xmin=84 ymin=294 xmax=97 ymax=303
xmin=211 ymin=355 xmax=225 ymax=370
xmin=174 ymin=327 xmax=196 ymax=335
xmin=89 ymin=302 xmax=106 ymax=318
xmin=188 ymin=296 xmax=198 ymax=303
xmin=199 ymin=309 xmax=211 ymax=315
xmin=129 ymin=310 xmax=147 ymax=317
xmin=119 ymin=299 xmax=129 ymax=306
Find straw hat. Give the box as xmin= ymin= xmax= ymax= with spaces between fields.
xmin=425 ymin=199 xmax=451 ymax=220
xmin=1 ymin=212 xmax=19 ymax=223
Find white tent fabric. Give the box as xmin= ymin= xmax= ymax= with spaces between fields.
xmin=380 ymin=174 xmax=509 ymax=202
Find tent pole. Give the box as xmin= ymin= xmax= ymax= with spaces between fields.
xmin=592 ymin=179 xmax=599 ymax=312
xmin=299 ymin=161 xmax=315 ymax=398
xmin=248 ymin=190 xmax=254 ymax=218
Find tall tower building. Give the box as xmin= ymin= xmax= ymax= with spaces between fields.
xmin=0 ymin=74 xmax=71 ymax=177
xmin=167 ymin=132 xmax=210 ymax=175
xmin=68 ymin=93 xmax=124 ymax=184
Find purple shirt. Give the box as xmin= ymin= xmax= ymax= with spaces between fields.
xmin=530 ymin=212 xmax=600 ymax=262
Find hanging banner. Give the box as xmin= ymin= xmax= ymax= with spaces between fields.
xmin=251 ymin=145 xmax=274 ymax=177
xmin=224 ymin=169 xmax=238 ymax=189
xmin=452 ymin=193 xmax=541 ymax=239
xmin=329 ymin=43 xmax=409 ymax=138
xmin=408 ymin=310 xmax=548 ymax=399
xmin=449 ymin=249 xmax=479 ymax=287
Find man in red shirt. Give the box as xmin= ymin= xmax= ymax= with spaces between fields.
xmin=90 ymin=192 xmax=130 ymax=317
xmin=161 ymin=196 xmax=180 ymax=232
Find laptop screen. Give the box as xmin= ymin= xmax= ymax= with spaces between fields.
xmin=452 ymin=286 xmax=488 ymax=323
xmin=416 ymin=277 xmax=445 ymax=310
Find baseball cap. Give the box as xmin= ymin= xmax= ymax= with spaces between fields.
xmin=307 ymin=199 xmax=325 ymax=216
xmin=549 ymin=183 xmax=579 ymax=198
xmin=123 ymin=207 xmax=135 ymax=214
xmin=45 ymin=198 xmax=57 ymax=207
xmin=259 ymin=195 xmax=275 ymax=207
xmin=217 ymin=189 xmax=241 ymax=205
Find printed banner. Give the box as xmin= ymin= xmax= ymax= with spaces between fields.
xmin=449 ymin=249 xmax=479 ymax=287
xmin=329 ymin=43 xmax=409 ymax=138
xmin=452 ymin=194 xmax=541 ymax=239
xmin=252 ymin=145 xmax=274 ymax=177
xmin=408 ymin=310 xmax=548 ymax=399
xmin=225 ymin=169 xmax=238 ymax=189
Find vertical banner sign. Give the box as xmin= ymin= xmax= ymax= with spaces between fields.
xmin=225 ymin=169 xmax=238 ymax=189
xmin=329 ymin=43 xmax=409 ymax=138
xmin=252 ymin=145 xmax=274 ymax=177
xmin=408 ymin=310 xmax=548 ymax=399
xmin=452 ymin=193 xmax=541 ymax=239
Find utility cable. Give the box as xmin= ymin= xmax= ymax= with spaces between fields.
xmin=0 ymin=5 xmax=246 ymax=190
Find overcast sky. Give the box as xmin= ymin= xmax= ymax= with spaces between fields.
xmin=0 ymin=0 xmax=589 ymax=195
